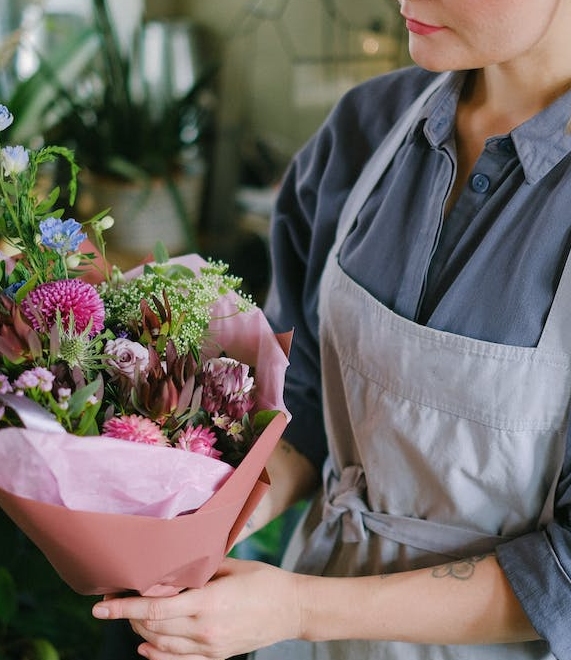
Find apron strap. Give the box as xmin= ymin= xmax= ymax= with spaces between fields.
xmin=332 ymin=72 xmax=450 ymax=255
xmin=537 ymin=242 xmax=571 ymax=354
xmin=294 ymin=459 xmax=510 ymax=576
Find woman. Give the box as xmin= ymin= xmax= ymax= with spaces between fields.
xmin=92 ymin=1 xmax=571 ymax=658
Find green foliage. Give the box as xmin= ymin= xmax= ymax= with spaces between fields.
xmin=99 ymin=259 xmax=253 ymax=357
xmin=0 ymin=514 xmax=102 ymax=660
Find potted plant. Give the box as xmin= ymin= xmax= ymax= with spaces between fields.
xmin=4 ymin=0 xmax=219 ymax=261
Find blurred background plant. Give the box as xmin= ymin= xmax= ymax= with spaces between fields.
xmin=1 ymin=0 xmax=219 ymax=260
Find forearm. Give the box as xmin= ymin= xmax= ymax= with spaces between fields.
xmin=238 ymin=437 xmax=319 ymax=541
xmin=94 ymin=554 xmax=540 ymax=658
xmin=297 ymin=554 xmax=538 ymax=646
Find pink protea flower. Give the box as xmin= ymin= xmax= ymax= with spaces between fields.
xmin=200 ymin=356 xmax=255 ymax=419
xmin=178 ymin=424 xmax=222 ymax=459
xmin=102 ymin=414 xmax=168 ymax=445
xmin=21 ymin=279 xmax=105 ymax=337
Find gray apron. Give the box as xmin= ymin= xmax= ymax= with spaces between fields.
xmin=253 ymin=75 xmax=570 ymax=659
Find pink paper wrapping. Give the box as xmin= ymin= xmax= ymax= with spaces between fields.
xmin=0 ymin=429 xmax=235 ymax=517
xmin=0 ymin=254 xmax=292 ymax=595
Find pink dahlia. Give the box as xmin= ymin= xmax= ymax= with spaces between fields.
xmin=178 ymin=424 xmax=222 ymax=459
xmin=21 ymin=279 xmax=105 ymax=337
xmin=102 ymin=414 xmax=168 ymax=445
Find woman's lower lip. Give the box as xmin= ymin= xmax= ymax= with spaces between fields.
xmin=405 ymin=18 xmax=443 ymax=35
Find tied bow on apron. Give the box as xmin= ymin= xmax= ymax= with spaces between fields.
xmin=295 ymin=457 xmax=509 ymax=576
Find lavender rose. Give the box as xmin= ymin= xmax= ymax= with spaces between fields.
xmin=105 ymin=338 xmax=150 ymax=380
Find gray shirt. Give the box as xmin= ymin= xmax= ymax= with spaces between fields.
xmin=264 ymin=66 xmax=571 ymax=657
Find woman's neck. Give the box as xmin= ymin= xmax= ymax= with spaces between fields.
xmin=466 ymin=63 xmax=571 ymax=134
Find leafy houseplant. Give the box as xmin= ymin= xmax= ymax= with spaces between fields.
xmin=6 ymin=0 xmax=218 ymax=256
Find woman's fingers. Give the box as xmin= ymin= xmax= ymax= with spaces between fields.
xmin=93 ymin=590 xmax=197 ymax=622
xmin=92 ymin=558 xmax=302 ymax=658
xmin=137 ymin=642 xmax=213 ymax=660
xmin=132 ymin=615 xmax=195 ymax=637
xmin=131 ymin=625 xmax=197 ymax=656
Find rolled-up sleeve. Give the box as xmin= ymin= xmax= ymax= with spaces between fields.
xmin=497 ymin=427 xmax=571 ymax=659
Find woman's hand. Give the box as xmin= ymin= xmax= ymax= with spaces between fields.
xmin=92 ymin=557 xmax=303 ymax=660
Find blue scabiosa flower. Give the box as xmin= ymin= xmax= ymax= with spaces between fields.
xmin=0 ymin=105 xmax=13 ymax=131
xmin=39 ymin=217 xmax=86 ymax=255
xmin=2 ymin=281 xmax=25 ymax=300
xmin=1 ymin=145 xmax=29 ymax=177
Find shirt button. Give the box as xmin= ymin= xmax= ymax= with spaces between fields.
xmin=471 ymin=173 xmax=490 ymax=193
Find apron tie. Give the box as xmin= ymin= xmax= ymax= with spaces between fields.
xmin=322 ymin=464 xmax=369 ymax=543
xmin=294 ymin=457 xmax=512 ymax=576
xmin=294 ymin=460 xmax=368 ymax=575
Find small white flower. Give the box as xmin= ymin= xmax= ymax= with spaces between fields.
xmin=1 ymin=145 xmax=29 ymax=177
xmin=95 ymin=215 xmax=114 ymax=231
xmin=0 ymin=105 xmax=13 ymax=131
xmin=66 ymin=253 xmax=81 ymax=269
xmin=110 ymin=264 xmax=125 ymax=286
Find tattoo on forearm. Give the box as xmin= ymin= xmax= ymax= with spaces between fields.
xmin=431 ymin=555 xmax=489 ymax=581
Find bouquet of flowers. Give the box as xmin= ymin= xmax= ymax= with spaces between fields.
xmin=0 ymin=104 xmax=290 ymax=596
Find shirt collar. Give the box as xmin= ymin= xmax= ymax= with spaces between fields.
xmin=417 ymin=70 xmax=571 ymax=185
xmin=511 ymin=89 xmax=571 ymax=184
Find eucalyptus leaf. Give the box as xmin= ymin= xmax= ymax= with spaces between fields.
xmin=75 ymin=403 xmax=101 ymax=436
xmin=34 ymin=186 xmax=60 ymax=215
xmin=153 ymin=241 xmax=170 ymax=264
xmin=67 ymin=377 xmax=102 ymax=418
xmin=14 ymin=274 xmax=38 ymax=304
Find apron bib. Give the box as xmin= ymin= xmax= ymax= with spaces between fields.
xmin=253 ymin=74 xmax=571 ymax=660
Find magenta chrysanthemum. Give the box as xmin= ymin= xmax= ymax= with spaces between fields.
xmin=178 ymin=424 xmax=222 ymax=459
xmin=102 ymin=414 xmax=168 ymax=445
xmin=21 ymin=279 xmax=105 ymax=336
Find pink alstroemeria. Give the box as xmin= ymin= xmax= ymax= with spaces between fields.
xmin=178 ymin=424 xmax=222 ymax=459
xmin=0 ymin=374 xmax=12 ymax=395
xmin=12 ymin=366 xmax=55 ymax=393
